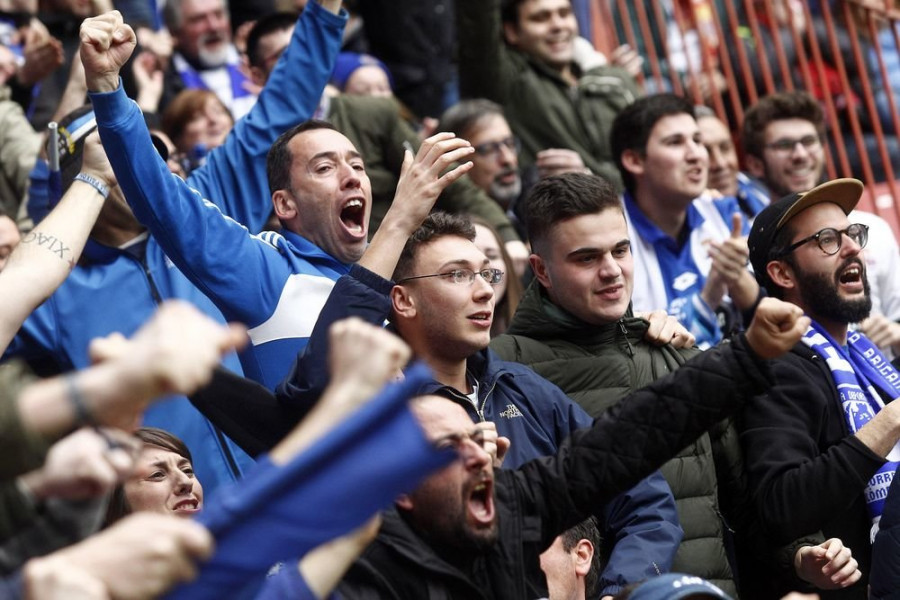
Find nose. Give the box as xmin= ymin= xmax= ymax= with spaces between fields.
xmin=790 ymin=140 xmax=812 ymax=160
xmin=497 ymin=142 xmax=516 ymax=167
xmin=173 ymin=471 xmax=194 ymax=495
xmin=597 ymin=253 xmax=623 ymax=280
xmin=339 ymin=161 xmax=362 ymax=190
xmin=461 ymin=438 xmax=492 ymax=470
xmin=686 ymin=138 xmax=706 ymax=162
xmin=472 ymin=272 xmax=495 ymax=302
xmin=840 ymin=230 xmax=863 ymax=257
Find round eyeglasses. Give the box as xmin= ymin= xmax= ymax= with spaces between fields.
xmin=777 ymin=223 xmax=869 ymax=257
xmin=397 ymin=268 xmax=505 ymax=285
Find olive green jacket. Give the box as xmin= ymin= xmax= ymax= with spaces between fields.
xmin=457 ymin=0 xmax=640 ymax=190
xmin=491 ymin=282 xmax=738 ymax=595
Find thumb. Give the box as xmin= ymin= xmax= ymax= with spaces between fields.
xmin=731 ymin=212 xmax=743 ymax=239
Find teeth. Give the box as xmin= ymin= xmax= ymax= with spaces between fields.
xmin=474 ymin=483 xmax=486 ymax=492
xmin=345 ymin=199 xmax=362 ymax=209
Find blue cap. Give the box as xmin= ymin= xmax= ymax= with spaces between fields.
xmin=330 ymin=52 xmax=393 ymax=91
xmin=626 ymin=574 xmax=733 ymax=600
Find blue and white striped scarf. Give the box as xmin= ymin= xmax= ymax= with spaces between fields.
xmin=802 ymin=321 xmax=900 ymax=541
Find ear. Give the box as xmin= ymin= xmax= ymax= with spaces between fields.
xmin=391 ymin=284 xmax=417 ymax=320
xmin=573 ymin=539 xmax=594 ymax=578
xmin=766 ymin=259 xmax=795 ymax=291
xmin=395 ymin=493 xmax=413 ymax=511
xmin=531 ymin=253 xmax=552 ymax=289
xmin=502 ymin=22 xmax=519 ymax=47
xmin=272 ymin=189 xmax=298 ymax=221
xmin=620 ymin=148 xmax=645 ymax=177
xmin=744 ymin=153 xmax=766 ymax=179
xmin=249 ymin=65 xmax=267 ymax=88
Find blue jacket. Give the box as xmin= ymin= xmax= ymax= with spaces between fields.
xmin=5 ymin=3 xmax=347 ymax=496
xmin=91 ymin=9 xmax=351 ymax=392
xmin=278 ymin=264 xmax=682 ymax=597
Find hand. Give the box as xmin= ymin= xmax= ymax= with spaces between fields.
xmin=859 ymin=314 xmax=900 ymax=354
xmin=136 ymin=26 xmax=173 ymax=65
xmin=19 ymin=427 xmax=140 ymax=500
xmin=745 ymin=297 xmax=809 ymax=360
xmin=0 ymin=45 xmax=17 ymax=86
xmin=388 ymin=132 xmax=474 ymax=233
xmin=327 ymin=317 xmax=411 ymax=399
xmin=636 ymin=309 xmax=696 ymax=348
xmin=794 ymin=538 xmax=861 ymax=590
xmin=708 ymin=213 xmax=759 ymax=309
xmin=535 ymin=148 xmax=590 ymax=179
xmin=88 ymin=301 xmax=247 ymax=425
xmin=504 ymin=240 xmax=529 ymax=279
xmin=17 ymin=27 xmax=64 ymax=86
xmin=610 ymin=44 xmax=644 ymax=77
xmin=79 ymin=131 xmax=117 ymax=188
xmin=27 ymin=512 xmax=214 ymax=599
xmin=474 ymin=421 xmax=510 ymax=467
xmin=132 ymin=50 xmax=164 ymax=112
xmin=79 ymin=10 xmax=137 ymax=93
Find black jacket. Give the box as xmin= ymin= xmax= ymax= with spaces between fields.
xmin=338 ymin=334 xmax=772 ymax=599
xmin=739 ymin=343 xmax=886 ymax=599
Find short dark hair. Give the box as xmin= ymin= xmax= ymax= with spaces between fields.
xmin=610 ymin=94 xmax=695 ymax=195
xmin=500 ymin=0 xmax=527 ymax=25
xmin=104 ymin=427 xmax=194 ymax=526
xmin=246 ymin=11 xmax=298 ymax=69
xmin=437 ymin=99 xmax=506 ymax=142
xmin=741 ymin=91 xmax=824 ymax=159
xmin=758 ymin=221 xmax=798 ymax=299
xmin=560 ymin=517 xmax=602 ymax=598
xmin=524 ymin=172 xmax=621 ymax=252
xmin=393 ymin=212 xmax=476 ymax=282
xmin=266 ymin=120 xmax=339 ymax=195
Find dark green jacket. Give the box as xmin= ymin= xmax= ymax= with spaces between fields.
xmin=457 ymin=0 xmax=640 ymax=190
xmin=490 ymin=282 xmax=738 ymax=595
xmin=327 ymin=95 xmax=519 ymax=242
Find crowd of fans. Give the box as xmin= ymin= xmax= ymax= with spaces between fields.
xmin=1 ymin=0 xmax=900 ymax=598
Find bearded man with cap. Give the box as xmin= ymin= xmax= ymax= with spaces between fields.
xmin=741 ymin=178 xmax=899 ymax=600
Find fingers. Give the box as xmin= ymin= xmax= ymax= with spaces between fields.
xmin=730 ymin=212 xmax=743 ymax=239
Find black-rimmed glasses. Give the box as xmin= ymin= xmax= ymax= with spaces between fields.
xmin=777 ymin=223 xmax=869 ymax=257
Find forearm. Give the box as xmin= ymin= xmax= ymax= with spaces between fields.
xmin=315 ymin=0 xmax=342 ymax=14
xmin=728 ymin=273 xmax=760 ymax=312
xmin=856 ymin=405 xmax=900 ymax=458
xmin=0 ymin=180 xmax=105 ymax=353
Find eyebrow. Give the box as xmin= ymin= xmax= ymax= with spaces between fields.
xmin=309 ymin=150 xmax=364 ymax=163
xmin=567 ymin=239 xmax=630 ymax=257
xmin=436 ymin=257 xmax=491 ymax=271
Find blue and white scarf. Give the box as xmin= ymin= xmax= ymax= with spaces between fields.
xmin=802 ymin=321 xmax=900 ymax=541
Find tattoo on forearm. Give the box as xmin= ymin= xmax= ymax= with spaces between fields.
xmin=21 ymin=231 xmax=74 ymax=268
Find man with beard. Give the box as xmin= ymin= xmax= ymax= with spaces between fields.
xmin=333 ymin=294 xmax=812 ymax=599
xmin=740 ymin=91 xmax=900 ymax=355
xmin=742 ymin=178 xmax=900 ymax=599
xmin=162 ymin=0 xmax=256 ymax=119
xmin=437 ymin=98 xmax=592 ymax=240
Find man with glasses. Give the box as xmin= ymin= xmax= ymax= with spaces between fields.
xmin=279 ymin=208 xmax=681 ymax=598
xmin=438 ymin=98 xmax=593 ymax=241
xmin=742 ymin=178 xmax=899 ymax=599
xmin=741 ymin=91 xmax=900 ymax=356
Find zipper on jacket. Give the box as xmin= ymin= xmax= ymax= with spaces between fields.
xmin=618 ymin=320 xmax=635 ymax=357
xmin=477 ymin=378 xmax=499 ymax=423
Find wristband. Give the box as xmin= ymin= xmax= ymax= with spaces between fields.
xmin=66 ymin=374 xmax=97 ymax=427
xmin=74 ymin=173 xmax=110 ymax=199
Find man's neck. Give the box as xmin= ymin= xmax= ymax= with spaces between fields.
xmin=815 ymin=316 xmax=849 ymax=346
xmin=427 ymin=358 xmax=471 ymax=395
xmin=633 ymin=188 xmax=691 ymax=240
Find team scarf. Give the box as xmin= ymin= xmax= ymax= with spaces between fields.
xmin=173 ymin=52 xmax=254 ymax=105
xmin=802 ymin=321 xmax=900 ymax=542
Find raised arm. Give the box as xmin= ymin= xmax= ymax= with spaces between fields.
xmin=0 ymin=132 xmax=112 ymax=354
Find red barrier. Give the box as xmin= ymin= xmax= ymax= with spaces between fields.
xmin=596 ymin=0 xmax=900 ymax=236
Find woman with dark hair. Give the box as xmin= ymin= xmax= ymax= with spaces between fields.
xmin=469 ymin=215 xmax=524 ymax=337
xmin=105 ymin=427 xmax=203 ymax=525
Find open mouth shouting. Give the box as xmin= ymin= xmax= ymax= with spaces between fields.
xmin=837 ymin=259 xmax=865 ymax=293
xmin=339 ymin=196 xmax=367 ymax=240
xmin=172 ymin=498 xmax=201 ymax=515
xmin=467 ymin=475 xmax=495 ymax=528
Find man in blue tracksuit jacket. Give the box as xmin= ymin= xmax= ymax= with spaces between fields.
xmin=4 ymin=1 xmax=347 ymax=496
xmin=278 ymin=212 xmax=682 ymax=597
